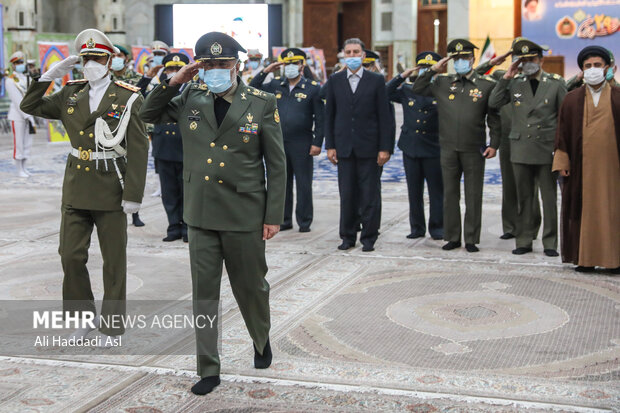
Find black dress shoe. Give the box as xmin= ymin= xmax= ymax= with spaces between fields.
xmin=575 ymin=266 xmax=595 ymax=273
xmin=544 ymin=249 xmax=559 ymax=257
xmin=183 ymin=234 xmax=188 ymax=243
xmin=132 ymin=213 xmax=145 ymax=227
xmin=512 ymin=247 xmax=533 ymax=255
xmin=362 ymin=244 xmax=375 ymax=252
xmin=338 ymin=241 xmax=355 ymax=250
xmin=191 ymin=376 xmax=221 ymax=395
xmin=442 ymin=241 xmax=461 ymax=250
xmin=607 ymin=267 xmax=620 ymax=274
xmin=465 ymin=243 xmax=479 ymax=253
xmin=406 ymin=233 xmax=425 ymax=239
xmin=500 ymin=233 xmax=515 ymax=240
xmin=163 ymin=234 xmax=182 ymax=242
xmin=254 ymin=339 xmax=272 ymax=369
xmin=299 ymin=227 xmax=311 ymax=233
xmin=280 ymin=224 xmax=293 ymax=231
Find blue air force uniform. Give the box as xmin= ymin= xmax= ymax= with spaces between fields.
xmin=387 ymin=51 xmax=444 ymax=239
xmin=250 ymin=48 xmax=324 ymax=231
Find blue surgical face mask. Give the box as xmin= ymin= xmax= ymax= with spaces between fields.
xmin=454 ymin=58 xmax=472 ymax=75
xmin=152 ymin=55 xmax=164 ymax=66
xmin=418 ymin=67 xmax=428 ymax=76
xmin=204 ymin=68 xmax=233 ymax=93
xmin=74 ymin=63 xmax=83 ymax=71
xmin=284 ymin=64 xmax=300 ymax=79
xmin=110 ymin=57 xmax=125 ymax=71
xmin=606 ymin=67 xmax=615 ymax=81
xmin=248 ymin=61 xmax=259 ymax=70
xmin=15 ymin=64 xmax=26 ymax=73
xmin=339 ymin=58 xmax=345 ymax=65
xmin=198 ymin=68 xmax=205 ymax=81
xmin=344 ymin=57 xmax=362 ymax=71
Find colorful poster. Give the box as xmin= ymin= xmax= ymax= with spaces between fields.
xmin=132 ymin=46 xmax=151 ymax=74
xmin=38 ymin=42 xmax=71 ymax=143
xmin=522 ymin=0 xmax=619 ymax=77
xmin=271 ymin=47 xmax=328 ymax=84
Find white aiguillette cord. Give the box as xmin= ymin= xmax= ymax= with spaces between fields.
xmin=93 ymin=92 xmax=140 ymax=190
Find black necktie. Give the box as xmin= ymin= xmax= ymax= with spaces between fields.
xmin=214 ymin=97 xmax=230 ymax=128
xmin=530 ymin=79 xmax=539 ymax=96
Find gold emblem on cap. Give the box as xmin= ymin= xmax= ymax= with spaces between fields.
xmin=425 ymin=54 xmax=433 ymax=61
xmin=522 ymin=45 xmax=529 ymax=53
xmin=173 ymin=55 xmax=180 ymax=62
xmin=210 ymin=42 xmax=222 ymax=56
xmin=287 ymin=51 xmax=294 ymax=58
xmin=455 ymin=43 xmax=463 ymax=51
xmin=86 ymin=38 xmax=95 ymax=48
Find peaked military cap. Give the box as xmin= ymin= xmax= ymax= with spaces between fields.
xmin=512 ymin=38 xmax=548 ymax=58
xmin=75 ymin=29 xmax=119 ymax=56
xmin=9 ymin=51 xmax=25 ymax=63
xmin=416 ymin=51 xmax=441 ymax=66
xmin=114 ymin=44 xmax=131 ymax=57
xmin=577 ymin=45 xmax=611 ymax=68
xmin=447 ymin=39 xmax=478 ymax=57
xmin=151 ymin=40 xmax=170 ymax=54
xmin=281 ymin=48 xmax=306 ymax=63
xmin=247 ymin=49 xmax=263 ymax=58
xmin=363 ymin=50 xmax=380 ymax=64
xmin=194 ymin=32 xmax=247 ymax=61
xmin=163 ymin=52 xmax=190 ymax=68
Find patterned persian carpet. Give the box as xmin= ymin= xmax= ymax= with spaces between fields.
xmin=0 ymin=114 xmax=618 ymax=412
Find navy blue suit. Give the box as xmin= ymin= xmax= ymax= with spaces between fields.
xmin=250 ymin=73 xmax=324 ymax=229
xmin=325 ymin=69 xmax=393 ymax=247
xmin=387 ymin=75 xmax=443 ymax=239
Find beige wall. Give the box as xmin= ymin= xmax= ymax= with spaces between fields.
xmin=469 ymin=0 xmax=514 ymax=70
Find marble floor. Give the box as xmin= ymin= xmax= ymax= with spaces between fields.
xmin=0 ymin=126 xmax=618 ymax=413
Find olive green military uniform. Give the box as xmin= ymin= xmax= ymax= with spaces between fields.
xmin=489 ymin=70 xmax=566 ymax=250
xmin=412 ymin=66 xmax=501 ymax=245
xmin=476 ymin=62 xmax=542 ymax=238
xmin=113 ymin=68 xmax=143 ymax=85
xmin=20 ymin=79 xmax=149 ymax=335
xmin=140 ymin=78 xmax=286 ymax=377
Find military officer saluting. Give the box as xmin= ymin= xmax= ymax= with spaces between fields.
xmin=387 ymin=51 xmax=443 ymax=240
xmin=140 ymin=32 xmax=286 ymax=396
xmin=250 ymin=48 xmax=323 ymax=232
xmin=20 ymin=29 xmax=149 ymax=343
xmin=412 ymin=39 xmax=501 ymax=253
xmin=489 ymin=38 xmax=566 ymax=257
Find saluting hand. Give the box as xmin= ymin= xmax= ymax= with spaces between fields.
xmin=489 ymin=51 xmax=512 ymax=66
xmin=263 ymin=62 xmax=284 ymax=73
xmin=263 ymin=224 xmax=280 ymax=240
xmin=504 ymin=58 xmax=521 ymax=79
xmin=146 ymin=64 xmax=164 ymax=78
xmin=169 ymin=62 xmax=203 ymax=86
xmin=377 ymin=151 xmax=391 ymax=166
xmin=431 ymin=56 xmax=452 ymax=73
xmin=401 ymin=66 xmax=420 ymax=78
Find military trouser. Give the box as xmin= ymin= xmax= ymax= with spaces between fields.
xmin=403 ymin=154 xmax=443 ymax=239
xmin=440 ymin=149 xmax=485 ymax=245
xmin=499 ymin=141 xmax=541 ymax=237
xmin=283 ymin=146 xmax=314 ymax=229
xmin=188 ymin=226 xmax=270 ymax=377
xmin=512 ymin=163 xmax=558 ymax=250
xmin=59 ymin=205 xmax=127 ymax=336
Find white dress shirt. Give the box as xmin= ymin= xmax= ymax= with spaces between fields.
xmin=347 ymin=68 xmax=364 ymax=93
xmin=586 ymin=81 xmax=605 ymax=107
xmin=89 ymin=75 xmax=112 ymax=113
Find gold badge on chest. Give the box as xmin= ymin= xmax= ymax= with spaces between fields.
xmin=247 ymin=113 xmax=254 ymax=123
xmin=448 ymin=94 xmax=455 ymax=101
xmin=189 ymin=121 xmax=198 ymax=130
xmin=67 ymin=107 xmax=75 ymax=114
xmin=243 ymin=135 xmax=250 ymax=143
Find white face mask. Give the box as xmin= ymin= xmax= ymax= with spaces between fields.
xmin=83 ymin=59 xmax=109 ymax=82
xmin=583 ymin=67 xmax=605 ymax=86
xmin=522 ymin=62 xmax=540 ymax=76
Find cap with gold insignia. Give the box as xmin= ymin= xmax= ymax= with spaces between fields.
xmin=114 ymin=44 xmax=131 ymax=57
xmin=363 ymin=50 xmax=380 ymax=65
xmin=163 ymin=52 xmax=190 ymax=68
xmin=75 ymin=28 xmax=119 ymax=57
xmin=280 ymin=48 xmax=307 ymax=64
xmin=9 ymin=51 xmax=25 ymax=63
xmin=512 ymin=38 xmax=548 ymax=58
xmin=416 ymin=51 xmax=441 ymax=66
xmin=194 ymin=32 xmax=247 ymax=61
xmin=151 ymin=40 xmax=170 ymax=55
xmin=447 ymin=39 xmax=478 ymax=57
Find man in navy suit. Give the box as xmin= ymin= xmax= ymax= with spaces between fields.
xmin=324 ymin=38 xmax=393 ymax=252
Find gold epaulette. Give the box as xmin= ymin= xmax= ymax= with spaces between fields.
xmin=311 ymin=80 xmax=318 ymax=85
xmin=274 ymin=76 xmax=281 ymax=80
xmin=66 ymin=79 xmax=88 ymax=85
xmin=245 ymin=86 xmax=269 ymax=100
xmin=482 ymin=75 xmax=497 ymax=83
xmin=114 ymin=80 xmax=141 ymax=92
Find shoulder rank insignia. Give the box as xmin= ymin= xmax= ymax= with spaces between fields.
xmin=274 ymin=109 xmax=280 ymax=123
xmin=67 ymin=79 xmax=88 ymax=85
xmin=311 ymin=80 xmax=318 ymax=86
xmin=552 ymin=73 xmax=562 ymax=80
xmin=114 ymin=80 xmax=140 ymax=92
xmin=275 ymin=76 xmax=281 ymax=80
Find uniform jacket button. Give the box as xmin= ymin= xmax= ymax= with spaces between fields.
xmin=207 ymin=158 xmax=212 ymax=164
xmin=210 ymin=142 xmax=215 ymax=147
xmin=220 ymin=162 xmax=225 ymax=167
xmin=223 ymin=145 xmax=228 ymax=150
xmin=89 ymin=133 xmax=94 ymax=138
xmin=79 ymin=131 xmax=84 ymax=135
xmin=205 ymin=176 xmax=210 ymax=181
xmin=218 ymin=180 xmax=223 ymax=184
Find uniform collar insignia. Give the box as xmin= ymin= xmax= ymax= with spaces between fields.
xmin=241 ymin=92 xmax=247 ymax=100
